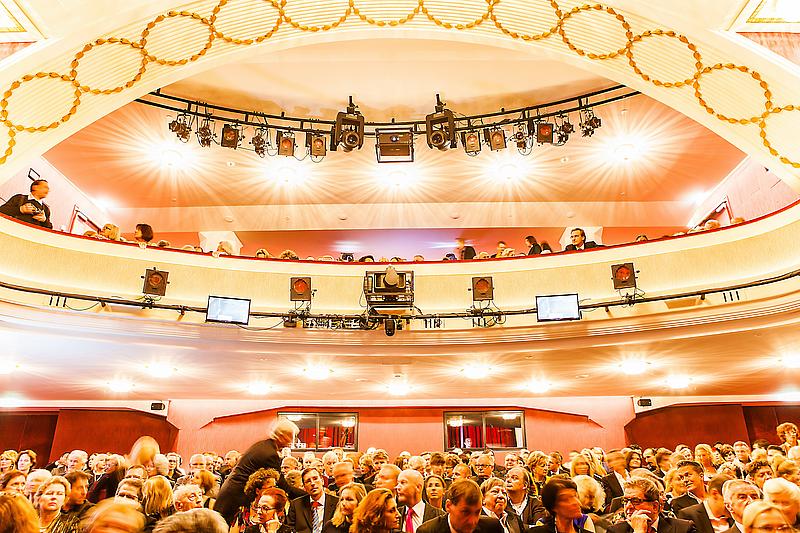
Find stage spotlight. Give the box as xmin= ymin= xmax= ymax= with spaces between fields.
xmin=485 ymin=128 xmax=506 ymax=151
xmin=276 ymin=131 xmax=295 ymax=157
xmin=461 ymin=130 xmax=482 ymax=156
xmin=196 ymin=117 xmax=215 ymax=147
xmin=376 ymin=128 xmax=414 ymax=163
xmin=221 ymin=124 xmax=242 ymax=149
xmin=384 ymin=318 xmax=396 ymax=337
xmin=290 ymin=276 xmax=312 ymax=301
xmin=611 ymin=263 xmax=637 ymax=290
xmin=425 ymin=94 xmax=456 ymax=151
xmin=331 ymin=96 xmax=365 ymax=152
xmin=168 ymin=114 xmax=192 ymax=143
xmin=307 ymin=133 xmax=327 ymax=157
xmin=512 ymin=126 xmax=529 ymax=151
xmin=142 ymin=268 xmax=169 ymax=296
xmin=471 ymin=276 xmax=494 ymax=301
xmin=555 ymin=114 xmax=574 ymax=145
xmin=251 ymin=127 xmax=269 ymax=158
xmin=580 ymin=108 xmax=602 ymax=137
xmin=536 ymin=122 xmax=555 ymax=144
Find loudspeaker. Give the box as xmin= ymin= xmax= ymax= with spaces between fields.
xmin=636 ymin=398 xmax=652 ymax=407
xmin=150 ymin=402 xmax=166 ymax=411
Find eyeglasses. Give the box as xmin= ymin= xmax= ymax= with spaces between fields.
xmin=257 ymin=506 xmax=280 ymax=513
xmin=475 ymin=464 xmax=493 ymax=469
xmin=622 ymin=497 xmax=657 ymax=506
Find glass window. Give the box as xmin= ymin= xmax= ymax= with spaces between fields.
xmin=278 ymin=412 xmax=358 ymax=451
xmin=444 ymin=411 xmax=525 ymax=450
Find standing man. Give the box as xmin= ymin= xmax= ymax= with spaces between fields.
xmin=0 ymin=178 xmax=53 ymax=228
xmin=215 ymin=419 xmax=301 ymax=525
xmin=287 ymin=467 xmax=339 ymax=533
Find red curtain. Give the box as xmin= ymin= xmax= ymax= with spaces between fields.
xmin=486 ymin=427 xmax=515 ymax=447
xmin=447 ymin=425 xmax=484 ymax=448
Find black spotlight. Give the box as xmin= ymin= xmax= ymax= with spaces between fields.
xmin=331 ymin=96 xmax=365 ymax=152
xmin=290 ymin=277 xmax=312 ymax=301
xmin=220 ymin=124 xmax=242 ymax=149
xmin=384 ymin=318 xmax=396 ymax=337
xmin=425 ymin=94 xmax=456 ymax=151
xmin=376 ymin=128 xmax=414 ymax=163
xmin=196 ymin=117 xmax=215 ymax=147
xmin=555 ymin=114 xmax=574 ymax=145
xmin=168 ymin=114 xmax=192 ymax=143
xmin=461 ymin=130 xmax=482 ymax=155
xmin=307 ymin=132 xmax=327 ymax=157
xmin=485 ymin=128 xmax=506 ymax=151
xmin=276 ymin=131 xmax=295 ymax=157
xmin=251 ymin=127 xmax=269 ymax=158
xmin=611 ymin=262 xmax=637 ymax=290
xmin=471 ymin=276 xmax=494 ymax=301
xmin=142 ymin=268 xmax=169 ymax=296
xmin=580 ymin=108 xmax=602 ymax=137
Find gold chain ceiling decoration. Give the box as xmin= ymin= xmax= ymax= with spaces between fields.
xmin=0 ymin=0 xmax=798 ymax=168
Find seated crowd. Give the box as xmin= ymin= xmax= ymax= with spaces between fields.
xmin=1 ymin=180 xmax=747 ymax=263
xmin=0 ymin=420 xmax=799 ymax=533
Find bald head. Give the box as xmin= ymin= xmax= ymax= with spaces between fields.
xmin=397 ymin=469 xmax=424 ymax=507
xmin=375 ymin=464 xmax=402 ymax=495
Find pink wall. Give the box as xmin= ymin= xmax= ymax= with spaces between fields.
xmin=165 ymin=399 xmax=634 ymax=458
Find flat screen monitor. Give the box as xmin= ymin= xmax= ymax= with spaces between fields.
xmin=536 ymin=293 xmax=581 ymax=322
xmin=206 ymin=295 xmax=251 ymax=325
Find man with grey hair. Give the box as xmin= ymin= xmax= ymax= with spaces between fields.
xmin=215 ymin=418 xmax=301 ymax=524
xmin=154 ymin=507 xmax=228 ymax=533
xmin=606 ymin=477 xmax=696 ymax=533
xmin=721 ymin=479 xmax=760 ymax=533
xmin=761 ymin=477 xmax=800 ymax=525
xmin=65 ymin=449 xmax=89 ymax=474
xmin=408 ymin=456 xmax=426 ymax=475
xmin=173 ymin=484 xmax=204 ymax=512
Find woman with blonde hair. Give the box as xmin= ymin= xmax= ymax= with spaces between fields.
xmin=81 ymin=499 xmax=145 ymax=533
xmin=99 ymin=223 xmax=121 ymax=241
xmin=742 ymin=501 xmax=793 ymax=533
xmin=350 ymin=488 xmax=400 ymax=533
xmin=192 ymin=469 xmax=218 ymax=509
xmin=695 ymin=444 xmax=717 ymax=478
xmin=36 ymin=476 xmax=78 ymax=532
xmin=527 ymin=451 xmax=551 ymax=496
xmin=0 ymin=450 xmax=18 ymax=474
xmin=323 ymin=483 xmax=367 ymax=533
xmin=142 ymin=475 xmax=175 ymax=523
xmin=580 ymin=449 xmax=606 ymax=477
xmin=0 ymin=491 xmax=39 ymax=533
xmin=16 ymin=449 xmax=36 ymax=476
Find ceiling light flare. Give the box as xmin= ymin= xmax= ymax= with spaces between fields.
xmin=666 ymin=375 xmax=691 ymax=389
xmin=526 ymin=378 xmax=551 ymax=393
xmin=620 ymin=358 xmax=648 ymax=375
xmin=303 ymin=366 xmax=333 ymax=380
xmin=0 ymin=360 xmax=20 ymax=374
xmin=461 ymin=364 xmax=492 ymax=379
xmin=107 ymin=379 xmax=134 ymax=393
xmin=145 ymin=363 xmax=176 ymax=378
xmin=780 ymin=355 xmax=800 ymax=369
xmin=246 ymin=381 xmax=271 ymax=395
xmin=0 ymin=395 xmax=24 ymax=408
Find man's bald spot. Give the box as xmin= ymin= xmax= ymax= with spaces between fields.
xmin=399 ymin=468 xmax=424 ymax=489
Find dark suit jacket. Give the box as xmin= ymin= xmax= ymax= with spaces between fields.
xmin=417 ymin=514 xmax=503 ymax=533
xmin=513 ymin=495 xmax=546 ymax=527
xmin=481 ymin=508 xmax=524 ymax=533
xmin=606 ymin=515 xmax=697 ymax=533
xmin=564 ymin=241 xmax=598 ymax=251
xmin=216 ymin=439 xmax=304 ymax=524
xmin=527 ymin=244 xmax=542 ymax=255
xmin=288 ymin=493 xmax=339 ymax=533
xmin=0 ymin=194 xmax=52 ymax=229
xmin=671 ymin=495 xmax=702 ymax=515
xmin=399 ymin=502 xmax=445 ymax=528
xmin=460 ymin=246 xmax=477 ymax=260
xmin=677 ymin=503 xmax=732 ymax=533
xmin=601 ymin=473 xmax=625 ymax=510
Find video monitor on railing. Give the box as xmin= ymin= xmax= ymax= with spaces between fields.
xmin=206 ymin=295 xmax=251 ymax=325
xmin=535 ymin=293 xmax=581 ymax=322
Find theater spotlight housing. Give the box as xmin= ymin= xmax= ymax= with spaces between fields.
xmin=196 ymin=117 xmax=215 ymax=147
xmin=221 ymin=124 xmax=242 ymax=149
xmin=290 ymin=276 xmax=312 ymax=301
xmin=611 ymin=263 xmax=637 ymax=290
xmin=142 ymin=268 xmax=169 ymax=296
xmin=307 ymin=133 xmax=327 ymax=157
xmin=536 ymin=122 xmax=555 ymax=144
xmin=251 ymin=127 xmax=269 ymax=157
xmin=331 ymin=97 xmax=365 ymax=152
xmin=425 ymin=106 xmax=456 ymax=151
xmin=471 ymin=276 xmax=494 ymax=301
xmin=461 ymin=130 xmax=482 ymax=155
xmin=276 ymin=131 xmax=295 ymax=157
xmin=376 ymin=128 xmax=414 ymax=163
xmin=485 ymin=128 xmax=507 ymax=151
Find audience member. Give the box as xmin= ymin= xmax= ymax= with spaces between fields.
xmin=16 ymin=450 xmax=36 ymax=476
xmin=0 ymin=469 xmax=26 ymax=493
xmin=606 ymin=477 xmax=695 ymax=533
xmin=0 ymin=179 xmax=52 ymax=228
xmin=565 ymin=228 xmax=598 ymax=251
xmin=134 ymin=223 xmax=155 ymax=245
xmin=323 ymin=483 xmax=366 ymax=533
xmin=0 ymin=491 xmax=39 ymax=533
xmin=351 ymin=488 xmax=401 ymax=533
xmin=153 ymin=507 xmax=228 ymax=533
xmin=81 ymin=498 xmax=146 ymax=533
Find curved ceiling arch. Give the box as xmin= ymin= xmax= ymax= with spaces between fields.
xmin=1 ymin=0 xmax=799 ymax=192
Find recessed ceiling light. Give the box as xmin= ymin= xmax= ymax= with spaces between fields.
xmin=108 ymin=379 xmax=134 ymax=393
xmin=145 ymin=363 xmax=176 ymax=378
xmin=341 ymin=417 xmax=356 ymax=428
xmin=160 ymin=148 xmax=183 ymax=167
xmin=303 ymin=366 xmax=333 ymax=380
xmin=246 ymin=382 xmax=271 ymax=395
xmin=0 ymin=361 xmax=20 ymax=374
xmin=666 ymin=375 xmax=691 ymax=389
xmin=226 ymin=161 xmax=236 ymax=167
xmin=461 ymin=364 xmax=492 ymax=379
xmin=560 ymin=156 xmax=570 ymax=164
xmin=575 ymin=374 xmax=590 ymax=379
xmin=620 ymin=359 xmax=649 ymax=375
xmin=526 ymin=378 xmax=551 ymax=393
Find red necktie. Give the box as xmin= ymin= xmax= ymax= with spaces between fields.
xmin=405 ymin=508 xmax=415 ymax=533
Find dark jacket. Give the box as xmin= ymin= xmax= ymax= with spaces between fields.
xmin=417 ymin=514 xmax=503 ymax=533
xmin=606 ymin=515 xmax=697 ymax=533
xmin=670 ymin=495 xmax=702 ymax=515
xmin=677 ymin=502 xmax=732 ymax=533
xmin=287 ymin=493 xmax=340 ymax=533
xmin=399 ymin=502 xmax=446 ymax=529
xmin=0 ymin=194 xmax=52 ymax=228
xmin=564 ymin=241 xmax=598 ymax=251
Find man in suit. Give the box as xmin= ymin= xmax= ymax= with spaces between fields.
xmin=417 ymin=479 xmax=503 ymax=533
xmin=0 ymin=179 xmax=53 ymax=228
xmin=601 ymin=450 xmax=628 ymax=511
xmin=677 ymin=475 xmax=734 ymax=533
xmin=216 ymin=419 xmax=301 ymax=525
xmin=671 ymin=461 xmax=708 ymax=514
xmin=288 ymin=467 xmax=339 ymax=533
xmin=721 ymin=479 xmax=760 ymax=533
xmin=504 ymin=466 xmax=546 ymax=527
xmin=471 ymin=454 xmax=495 ymax=486
xmin=607 ymin=477 xmax=696 ymax=533
xmin=525 ymin=236 xmax=542 ymax=256
xmin=564 ymin=228 xmax=598 ymax=251
xmin=397 ymin=469 xmax=445 ymax=532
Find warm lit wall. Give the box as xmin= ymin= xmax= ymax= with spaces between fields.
xmin=0 ymin=412 xmax=58 ymax=465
